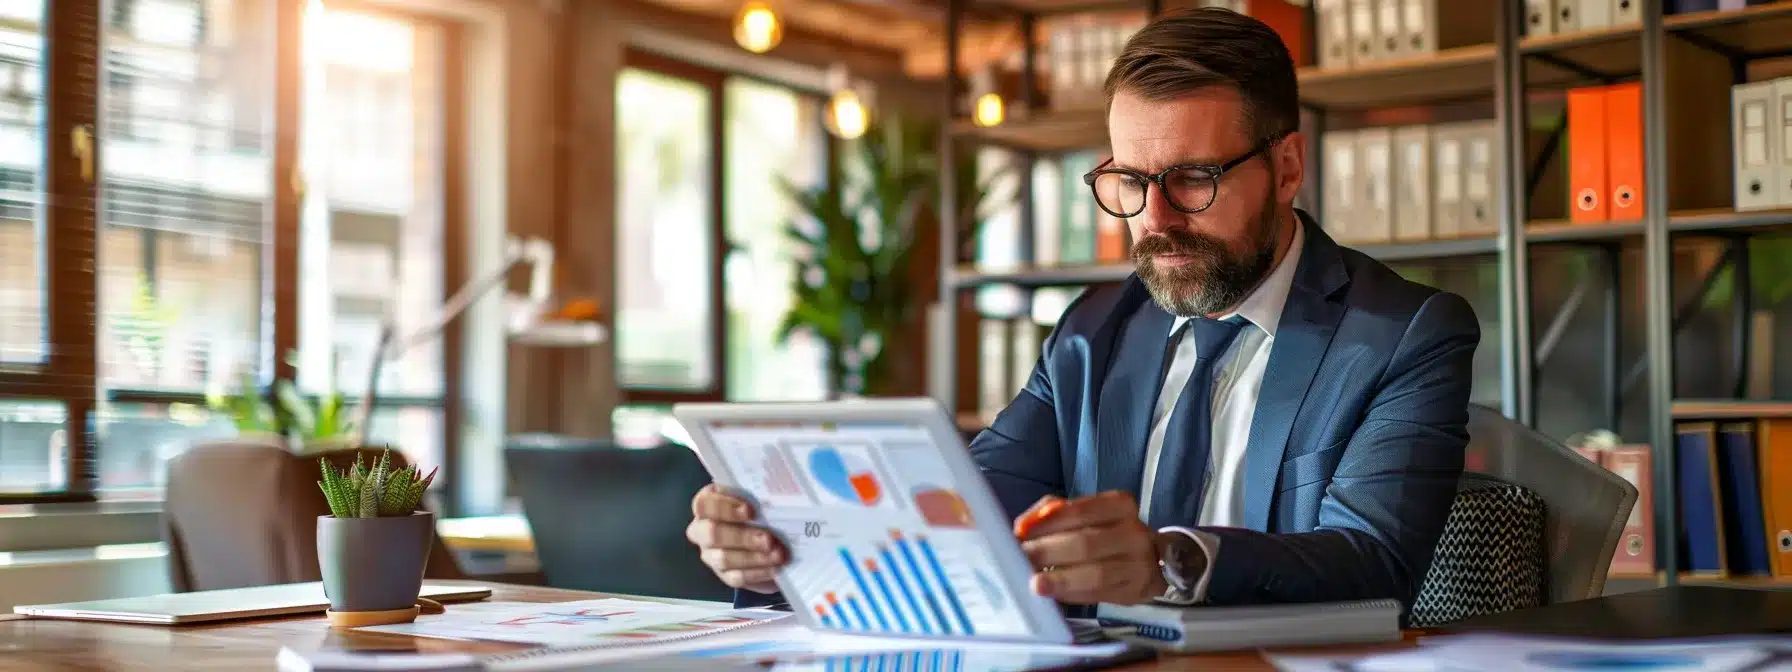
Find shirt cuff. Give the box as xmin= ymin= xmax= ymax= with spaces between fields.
xmin=1155 ymin=526 xmax=1220 ymax=606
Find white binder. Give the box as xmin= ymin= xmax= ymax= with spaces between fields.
xmin=1553 ymin=0 xmax=1578 ymax=34
xmin=1461 ymin=121 xmax=1501 ymax=236
xmin=1432 ymin=123 xmax=1465 ymax=238
xmin=1318 ymin=0 xmax=1353 ymax=69
xmin=1401 ymin=0 xmax=1433 ymax=56
xmin=1526 ymin=0 xmax=1555 ymax=37
xmin=1376 ymin=0 xmax=1404 ymax=59
xmin=1775 ymin=77 xmax=1792 ymax=208
xmin=1611 ymin=0 xmax=1640 ymax=26
xmin=1732 ymin=80 xmax=1778 ymax=212
xmin=1393 ymin=125 xmax=1432 ymax=242
xmin=1576 ymin=0 xmax=1611 ymax=30
xmin=1322 ymin=130 xmax=1360 ymax=243
xmin=1032 ymin=160 xmax=1063 ymax=266
xmin=1349 ymin=0 xmax=1378 ymax=64
xmin=1356 ymin=127 xmax=1395 ymax=243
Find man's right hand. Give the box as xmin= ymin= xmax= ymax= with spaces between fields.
xmin=686 ymin=484 xmax=787 ymax=594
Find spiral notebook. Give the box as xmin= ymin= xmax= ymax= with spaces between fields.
xmin=1094 ymin=598 xmax=1403 ymax=653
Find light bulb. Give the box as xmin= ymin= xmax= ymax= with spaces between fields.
xmin=973 ymin=92 xmax=1004 ymax=127
xmin=826 ymin=89 xmax=868 ymax=140
xmin=733 ymin=1 xmax=782 ymax=54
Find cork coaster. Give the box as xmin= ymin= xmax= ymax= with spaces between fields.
xmin=325 ymin=605 xmax=420 ymax=628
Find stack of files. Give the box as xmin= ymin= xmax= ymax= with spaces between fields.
xmin=1669 ymin=1 xmax=1784 ymax=18
xmin=1190 ymin=1 xmax=1309 ymax=67
xmin=1670 ymin=418 xmax=1792 ymax=579
xmin=1044 ymin=12 xmax=1146 ymax=112
xmin=1315 ymin=0 xmax=1494 ymax=70
xmin=1029 ymin=151 xmax=1122 ymax=268
xmin=1564 ymin=41 xmax=1731 ymax=222
xmin=1730 ymin=76 xmax=1792 ymax=212
xmin=1571 ymin=439 xmax=1656 ymax=577
xmin=1566 ymin=83 xmax=1645 ymax=224
xmin=1320 ymin=120 xmax=1501 ymax=245
xmin=1537 ymin=0 xmax=1644 ymax=38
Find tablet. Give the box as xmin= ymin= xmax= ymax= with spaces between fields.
xmin=672 ymin=398 xmax=1073 ymax=645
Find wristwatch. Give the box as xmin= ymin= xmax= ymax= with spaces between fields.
xmin=1156 ymin=531 xmax=1206 ymax=604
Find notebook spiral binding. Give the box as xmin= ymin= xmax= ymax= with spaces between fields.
xmin=477 ymin=612 xmax=785 ymax=665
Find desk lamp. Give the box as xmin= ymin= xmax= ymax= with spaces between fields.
xmin=347 ymin=236 xmax=604 ymax=446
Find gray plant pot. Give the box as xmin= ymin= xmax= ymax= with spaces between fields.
xmin=317 ymin=511 xmax=435 ymax=613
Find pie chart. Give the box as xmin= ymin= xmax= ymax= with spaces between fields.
xmin=806 ymin=446 xmax=883 ymax=506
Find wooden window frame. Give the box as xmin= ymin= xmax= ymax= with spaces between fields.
xmin=1 ymin=0 xmax=471 ymax=507
xmin=615 ymin=48 xmax=729 ymax=407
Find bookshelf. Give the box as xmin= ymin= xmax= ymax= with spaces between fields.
xmin=932 ymin=0 xmax=1792 ymax=588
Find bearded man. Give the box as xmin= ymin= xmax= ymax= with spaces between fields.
xmin=685 ymin=7 xmax=1481 ymax=614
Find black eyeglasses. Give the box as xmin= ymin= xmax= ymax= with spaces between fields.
xmin=1082 ymin=136 xmax=1281 ymax=217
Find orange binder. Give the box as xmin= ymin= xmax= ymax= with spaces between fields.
xmin=1247 ymin=0 xmax=1311 ymax=68
xmin=1094 ymin=208 xmax=1130 ymax=263
xmin=1603 ymin=444 xmax=1656 ymax=577
xmin=1567 ymin=85 xmax=1609 ymax=223
xmin=1757 ymin=419 xmax=1792 ymax=578
xmin=1604 ymin=83 xmax=1645 ymax=222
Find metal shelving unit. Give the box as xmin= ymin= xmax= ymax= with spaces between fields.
xmin=932 ymin=0 xmax=1792 ymax=588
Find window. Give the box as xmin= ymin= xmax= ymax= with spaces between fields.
xmin=612 ymin=56 xmax=829 ymax=445
xmin=1 ymin=0 xmax=474 ymax=504
xmin=722 ymin=77 xmax=827 ymax=402
xmin=296 ymin=7 xmax=446 ymax=471
xmin=0 ymin=1 xmax=45 ymax=367
xmin=615 ymin=63 xmax=720 ymax=395
xmin=97 ymin=0 xmax=269 ymax=393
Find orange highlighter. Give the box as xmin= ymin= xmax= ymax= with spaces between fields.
xmin=1012 ymin=498 xmax=1066 ymax=538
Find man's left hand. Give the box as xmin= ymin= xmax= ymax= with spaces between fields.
xmin=1015 ymin=491 xmax=1168 ymax=605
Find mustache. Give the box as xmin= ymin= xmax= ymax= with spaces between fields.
xmin=1131 ymin=229 xmax=1226 ymax=259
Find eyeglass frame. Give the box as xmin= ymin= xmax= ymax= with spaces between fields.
xmin=1081 ymin=133 xmax=1286 ymax=217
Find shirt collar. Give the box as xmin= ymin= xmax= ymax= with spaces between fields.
xmin=1170 ymin=221 xmax=1305 ymax=339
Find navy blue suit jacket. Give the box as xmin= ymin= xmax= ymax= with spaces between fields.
xmin=735 ymin=211 xmax=1479 ymax=612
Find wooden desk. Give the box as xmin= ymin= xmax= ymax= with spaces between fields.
xmin=0 ymin=582 xmax=1418 ymax=670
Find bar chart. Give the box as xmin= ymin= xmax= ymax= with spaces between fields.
xmin=809 ymin=530 xmax=990 ymax=637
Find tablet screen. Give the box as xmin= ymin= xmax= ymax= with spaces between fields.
xmin=700 ymin=420 xmax=1034 ymax=639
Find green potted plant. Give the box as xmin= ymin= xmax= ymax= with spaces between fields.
xmin=315 ymin=449 xmax=439 ymax=626
xmin=775 ymin=115 xmax=1006 ymax=397
xmin=206 ymin=353 xmax=357 ymax=454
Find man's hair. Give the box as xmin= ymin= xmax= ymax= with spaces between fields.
xmin=1104 ymin=7 xmax=1299 ymax=145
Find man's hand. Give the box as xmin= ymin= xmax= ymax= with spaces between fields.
xmin=685 ymin=484 xmax=787 ymax=594
xmin=1015 ymin=491 xmax=1169 ymax=606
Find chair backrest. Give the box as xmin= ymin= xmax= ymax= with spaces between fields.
xmin=1411 ymin=474 xmax=1548 ymax=626
xmin=162 ymin=441 xmax=462 ymax=592
xmin=1463 ymin=404 xmax=1637 ymax=603
xmin=504 ymin=436 xmax=730 ymax=602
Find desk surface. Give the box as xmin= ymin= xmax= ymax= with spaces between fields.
xmin=0 ymin=582 xmax=1417 ymax=670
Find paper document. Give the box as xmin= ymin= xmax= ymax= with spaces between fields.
xmin=1422 ymin=634 xmax=1791 ymax=672
xmin=356 ymin=599 xmax=789 ymax=647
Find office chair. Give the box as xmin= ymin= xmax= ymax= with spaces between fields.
xmin=1408 ymin=404 xmax=1637 ymax=626
xmin=162 ymin=441 xmax=463 ymax=592
xmin=504 ymin=436 xmax=732 ymax=602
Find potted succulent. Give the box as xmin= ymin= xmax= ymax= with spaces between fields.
xmin=315 ymin=449 xmax=439 ymax=626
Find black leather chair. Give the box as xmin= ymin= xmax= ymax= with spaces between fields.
xmin=504 ymin=435 xmax=732 ymax=602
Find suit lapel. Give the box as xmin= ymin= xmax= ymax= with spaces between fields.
xmin=1091 ymin=282 xmax=1174 ymax=500
xmin=1241 ymin=212 xmax=1349 ymax=532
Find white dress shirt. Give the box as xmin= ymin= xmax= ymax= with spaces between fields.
xmin=1138 ymin=222 xmax=1305 ymax=604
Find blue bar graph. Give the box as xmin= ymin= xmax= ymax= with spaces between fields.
xmin=916 ymin=536 xmax=975 ymax=635
xmin=847 ymin=596 xmax=872 ymax=632
xmin=929 ymin=650 xmax=941 ymax=672
xmin=839 ymin=549 xmax=891 ymax=631
xmin=879 ymin=546 xmax=932 ymax=634
xmin=892 ymin=533 xmax=955 ymax=635
xmin=865 ymin=559 xmax=912 ymax=633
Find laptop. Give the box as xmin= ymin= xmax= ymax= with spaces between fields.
xmin=14 ymin=582 xmax=492 ymax=625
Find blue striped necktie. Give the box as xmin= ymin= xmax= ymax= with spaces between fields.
xmin=1146 ymin=315 xmax=1248 ymax=530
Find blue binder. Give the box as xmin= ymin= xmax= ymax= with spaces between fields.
xmin=1675 ymin=422 xmax=1727 ymax=575
xmin=1715 ymin=421 xmax=1772 ymax=575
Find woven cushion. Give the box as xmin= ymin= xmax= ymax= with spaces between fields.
xmin=1409 ymin=481 xmax=1548 ymax=627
